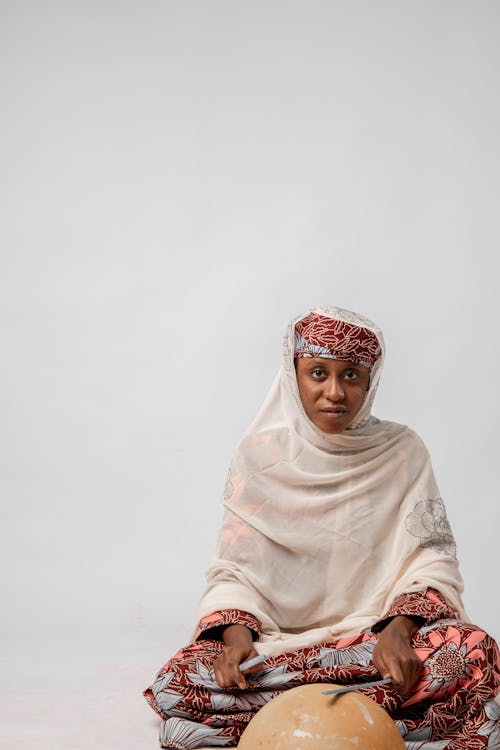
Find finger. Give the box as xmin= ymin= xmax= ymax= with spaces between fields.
xmin=379 ymin=665 xmax=392 ymax=680
xmin=391 ymin=667 xmax=406 ymax=692
xmin=373 ymin=651 xmax=391 ymax=681
xmin=396 ymin=653 xmax=423 ymax=694
xmin=216 ymin=664 xmax=244 ymax=689
xmin=398 ymin=656 xmax=424 ymax=694
xmin=239 ymin=651 xmax=262 ymax=675
xmin=241 ymin=664 xmax=265 ymax=678
xmin=382 ymin=656 xmax=406 ymax=692
xmin=404 ymin=657 xmax=424 ymax=694
xmin=214 ymin=655 xmax=238 ymax=689
xmin=239 ymin=652 xmax=264 ymax=672
xmin=214 ymin=663 xmax=226 ymax=688
xmin=226 ymin=658 xmax=246 ymax=690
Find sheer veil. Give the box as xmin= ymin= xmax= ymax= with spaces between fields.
xmin=195 ymin=307 xmax=467 ymax=656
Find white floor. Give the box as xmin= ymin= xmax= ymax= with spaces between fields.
xmin=0 ymin=632 xmax=169 ymax=750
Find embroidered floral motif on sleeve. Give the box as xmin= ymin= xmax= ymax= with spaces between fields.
xmin=405 ymin=498 xmax=457 ymax=557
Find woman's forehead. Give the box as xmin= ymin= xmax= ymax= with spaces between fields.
xmin=297 ymin=357 xmax=369 ymax=370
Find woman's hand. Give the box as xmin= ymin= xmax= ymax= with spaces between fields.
xmin=213 ymin=624 xmax=260 ymax=690
xmin=372 ymin=615 xmax=423 ymax=695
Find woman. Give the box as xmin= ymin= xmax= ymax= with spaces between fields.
xmin=144 ymin=306 xmax=500 ymax=750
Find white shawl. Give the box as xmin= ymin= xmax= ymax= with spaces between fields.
xmin=196 ymin=307 xmax=467 ymax=657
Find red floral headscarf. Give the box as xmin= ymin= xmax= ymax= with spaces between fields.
xmin=294 ymin=312 xmax=381 ymax=369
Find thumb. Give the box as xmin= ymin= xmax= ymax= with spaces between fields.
xmin=374 ymin=652 xmax=391 ymax=680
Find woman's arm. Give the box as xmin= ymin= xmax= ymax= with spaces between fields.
xmin=372 ymin=615 xmax=423 ymax=694
xmin=372 ymin=588 xmax=457 ymax=694
xmin=194 ymin=609 xmax=262 ymax=689
xmin=213 ymin=624 xmax=260 ymax=689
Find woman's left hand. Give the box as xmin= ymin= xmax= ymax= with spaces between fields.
xmin=372 ymin=615 xmax=423 ymax=695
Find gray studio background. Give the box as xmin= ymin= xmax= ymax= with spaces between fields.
xmin=2 ymin=2 xmax=499 ymax=748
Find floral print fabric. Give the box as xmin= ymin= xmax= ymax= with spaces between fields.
xmin=144 ymin=591 xmax=500 ymax=750
xmin=193 ymin=609 xmax=260 ymax=642
xmin=294 ymin=312 xmax=382 ymax=368
xmin=372 ymin=588 xmax=455 ymax=633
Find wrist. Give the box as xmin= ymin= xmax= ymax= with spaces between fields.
xmin=222 ymin=624 xmax=253 ymax=648
xmin=386 ymin=615 xmax=420 ymax=638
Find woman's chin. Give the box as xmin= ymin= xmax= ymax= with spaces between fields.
xmin=314 ymin=416 xmax=352 ymax=434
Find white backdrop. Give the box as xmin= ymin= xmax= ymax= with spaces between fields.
xmin=2 ymin=1 xmax=499 ymax=748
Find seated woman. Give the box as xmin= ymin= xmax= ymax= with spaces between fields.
xmin=144 ymin=306 xmax=500 ymax=750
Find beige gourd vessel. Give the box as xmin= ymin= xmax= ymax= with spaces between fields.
xmin=237 ymin=683 xmax=405 ymax=750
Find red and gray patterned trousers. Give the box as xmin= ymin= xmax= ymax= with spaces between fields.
xmin=144 ymin=602 xmax=500 ymax=749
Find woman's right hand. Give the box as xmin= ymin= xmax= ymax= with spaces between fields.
xmin=213 ymin=624 xmax=260 ymax=689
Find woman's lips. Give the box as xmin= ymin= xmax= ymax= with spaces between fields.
xmin=320 ymin=408 xmax=347 ymax=418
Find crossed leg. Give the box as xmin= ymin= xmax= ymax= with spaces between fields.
xmin=144 ymin=620 xmax=500 ymax=750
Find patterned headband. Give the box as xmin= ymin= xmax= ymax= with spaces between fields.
xmin=294 ymin=313 xmax=382 ymax=369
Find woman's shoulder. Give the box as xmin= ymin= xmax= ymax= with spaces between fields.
xmin=377 ymin=419 xmax=431 ymax=455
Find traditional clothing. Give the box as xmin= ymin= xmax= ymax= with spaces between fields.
xmin=144 ymin=307 xmax=500 ymax=749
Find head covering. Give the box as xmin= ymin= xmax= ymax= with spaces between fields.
xmin=196 ymin=306 xmax=466 ymax=656
xmin=294 ymin=311 xmax=381 ymax=369
xmin=286 ymin=306 xmax=384 ymax=433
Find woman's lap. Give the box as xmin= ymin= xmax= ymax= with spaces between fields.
xmin=144 ymin=619 xmax=500 ymax=750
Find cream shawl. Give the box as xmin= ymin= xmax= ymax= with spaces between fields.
xmin=195 ymin=307 xmax=467 ymax=657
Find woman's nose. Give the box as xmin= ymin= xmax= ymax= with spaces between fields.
xmin=325 ymin=376 xmax=345 ymax=401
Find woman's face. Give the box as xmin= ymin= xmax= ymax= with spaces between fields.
xmin=295 ymin=357 xmax=371 ymax=433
